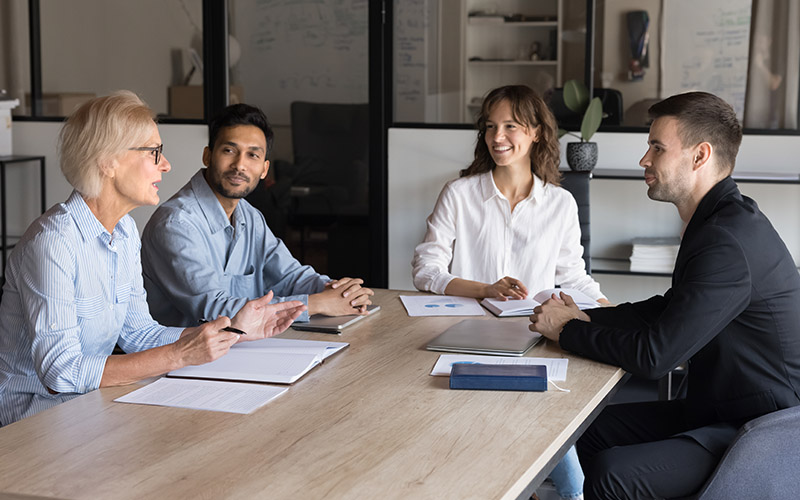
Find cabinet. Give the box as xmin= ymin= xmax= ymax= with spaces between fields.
xmin=590 ymin=168 xmax=800 ymax=278
xmin=463 ymin=0 xmax=563 ymax=120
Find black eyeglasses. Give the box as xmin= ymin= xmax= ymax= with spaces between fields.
xmin=129 ymin=144 xmax=163 ymax=165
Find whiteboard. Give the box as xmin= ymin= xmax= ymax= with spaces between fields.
xmin=662 ymin=0 xmax=752 ymax=120
xmin=394 ymin=0 xmax=430 ymax=122
xmin=231 ymin=0 xmax=369 ymax=125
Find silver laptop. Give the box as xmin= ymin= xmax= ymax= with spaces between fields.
xmin=291 ymin=305 xmax=381 ymax=334
xmin=426 ymin=319 xmax=542 ymax=356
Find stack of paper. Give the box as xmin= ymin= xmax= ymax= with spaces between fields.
xmin=168 ymin=338 xmax=348 ymax=384
xmin=629 ymin=237 xmax=681 ymax=273
xmin=481 ymin=288 xmax=600 ymax=317
xmin=115 ymin=378 xmax=287 ymax=414
xmin=467 ymin=14 xmax=506 ymax=24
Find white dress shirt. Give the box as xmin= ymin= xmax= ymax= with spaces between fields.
xmin=412 ymin=171 xmax=605 ymax=301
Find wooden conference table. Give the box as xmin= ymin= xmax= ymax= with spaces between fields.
xmin=0 ymin=289 xmax=625 ymax=500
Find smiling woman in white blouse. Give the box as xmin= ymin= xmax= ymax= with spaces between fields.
xmin=411 ymin=84 xmax=608 ymax=500
xmin=412 ymin=85 xmax=609 ymax=306
xmin=0 ymin=92 xmax=304 ymax=426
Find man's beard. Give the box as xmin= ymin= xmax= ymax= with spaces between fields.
xmin=209 ymin=168 xmax=257 ymax=199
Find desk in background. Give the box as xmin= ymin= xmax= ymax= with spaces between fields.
xmin=0 ymin=289 xmax=625 ymax=500
xmin=0 ymin=155 xmax=46 ymax=277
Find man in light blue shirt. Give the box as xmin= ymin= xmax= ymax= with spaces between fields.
xmin=141 ymin=104 xmax=373 ymax=327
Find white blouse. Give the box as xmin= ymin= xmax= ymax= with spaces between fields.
xmin=412 ymin=171 xmax=605 ymax=301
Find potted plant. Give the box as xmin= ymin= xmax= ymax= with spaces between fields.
xmin=559 ymin=79 xmax=603 ymax=171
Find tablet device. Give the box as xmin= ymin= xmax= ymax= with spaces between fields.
xmin=426 ymin=319 xmax=542 ymax=356
xmin=291 ymin=305 xmax=381 ymax=334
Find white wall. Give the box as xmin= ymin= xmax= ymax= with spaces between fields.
xmin=388 ymin=127 xmax=800 ymax=301
xmin=8 ymin=121 xmax=207 ymax=236
xmin=36 ymin=0 xmax=201 ymax=116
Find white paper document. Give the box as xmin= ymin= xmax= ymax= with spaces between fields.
xmin=168 ymin=338 xmax=349 ymax=384
xmin=430 ymin=354 xmax=569 ymax=381
xmin=114 ymin=377 xmax=287 ymax=414
xmin=400 ymin=295 xmax=486 ymax=317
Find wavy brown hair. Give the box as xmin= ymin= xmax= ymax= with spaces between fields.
xmin=460 ymin=85 xmax=561 ymax=186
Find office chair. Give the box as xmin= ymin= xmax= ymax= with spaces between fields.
xmin=560 ymin=171 xmax=591 ymax=273
xmin=285 ymin=101 xmax=370 ymax=277
xmin=288 ymin=101 xmax=369 ymax=219
xmin=545 ymin=88 xmax=624 ymax=128
xmin=692 ymin=404 xmax=800 ymax=499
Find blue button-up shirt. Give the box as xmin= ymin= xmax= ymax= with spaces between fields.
xmin=141 ymin=169 xmax=328 ymax=326
xmin=0 ymin=191 xmax=182 ymax=425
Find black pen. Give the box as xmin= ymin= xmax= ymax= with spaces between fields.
xmin=199 ymin=319 xmax=247 ymax=335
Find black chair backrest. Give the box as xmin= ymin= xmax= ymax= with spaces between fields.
xmin=560 ymin=171 xmax=591 ymax=274
xmin=290 ymin=101 xmax=369 ymax=167
xmin=545 ymin=88 xmax=624 ymax=128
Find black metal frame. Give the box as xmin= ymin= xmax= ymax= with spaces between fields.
xmin=202 ymin=0 xmax=228 ymax=121
xmin=368 ymin=0 xmax=391 ymax=287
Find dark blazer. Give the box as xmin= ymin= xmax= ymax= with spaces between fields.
xmin=561 ymin=177 xmax=800 ymax=453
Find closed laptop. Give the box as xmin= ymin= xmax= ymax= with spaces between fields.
xmin=426 ymin=319 xmax=542 ymax=356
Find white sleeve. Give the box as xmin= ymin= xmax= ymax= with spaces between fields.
xmin=554 ymin=194 xmax=606 ymax=301
xmin=411 ymin=183 xmax=459 ymax=294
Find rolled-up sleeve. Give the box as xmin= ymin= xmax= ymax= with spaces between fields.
xmin=554 ymin=195 xmax=605 ymax=302
xmin=412 ymin=183 xmax=458 ymax=294
xmin=259 ymin=228 xmax=328 ymax=322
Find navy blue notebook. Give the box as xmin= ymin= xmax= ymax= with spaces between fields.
xmin=449 ymin=363 xmax=547 ymax=392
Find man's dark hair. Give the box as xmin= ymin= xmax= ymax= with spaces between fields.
xmin=648 ymin=92 xmax=743 ymax=175
xmin=207 ymin=103 xmax=274 ymax=156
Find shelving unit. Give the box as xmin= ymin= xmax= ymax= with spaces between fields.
xmin=1 ymin=155 xmax=47 ymax=279
xmin=463 ymin=0 xmax=562 ymax=121
xmin=589 ymin=168 xmax=800 ymax=278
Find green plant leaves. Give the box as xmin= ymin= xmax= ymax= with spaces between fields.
xmin=563 ymin=79 xmax=589 ymax=114
xmin=581 ymin=97 xmax=603 ymax=142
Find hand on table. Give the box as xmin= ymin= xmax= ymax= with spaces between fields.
xmin=529 ymin=292 xmax=590 ymax=343
xmin=310 ymin=277 xmax=374 ymax=316
xmin=483 ymin=276 xmax=529 ymax=300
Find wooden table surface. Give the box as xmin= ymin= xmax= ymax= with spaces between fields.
xmin=0 ymin=289 xmax=625 ymax=500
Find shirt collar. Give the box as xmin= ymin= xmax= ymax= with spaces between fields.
xmin=65 ymin=190 xmax=131 ymax=243
xmin=189 ymin=169 xmax=239 ymax=234
xmin=480 ymin=170 xmax=543 ymax=203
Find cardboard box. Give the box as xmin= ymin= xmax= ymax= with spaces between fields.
xmin=169 ymin=85 xmax=244 ymax=119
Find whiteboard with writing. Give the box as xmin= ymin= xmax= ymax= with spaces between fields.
xmin=662 ymin=0 xmax=752 ymax=120
xmin=231 ymin=0 xmax=368 ymax=125
xmin=394 ymin=0 xmax=429 ymax=122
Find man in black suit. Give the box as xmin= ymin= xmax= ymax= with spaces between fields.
xmin=530 ymin=91 xmax=800 ymax=499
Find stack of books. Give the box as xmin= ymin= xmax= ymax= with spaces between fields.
xmin=629 ymin=237 xmax=681 ymax=273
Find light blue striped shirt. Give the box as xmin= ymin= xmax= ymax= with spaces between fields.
xmin=141 ymin=169 xmax=328 ymax=326
xmin=0 ymin=191 xmax=182 ymax=425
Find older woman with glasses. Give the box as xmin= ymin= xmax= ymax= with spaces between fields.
xmin=0 ymin=91 xmax=305 ymax=426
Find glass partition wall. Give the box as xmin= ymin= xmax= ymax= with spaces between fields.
xmin=392 ymin=0 xmax=800 ymax=132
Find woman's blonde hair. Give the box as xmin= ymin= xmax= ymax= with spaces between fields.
xmin=58 ymin=90 xmax=155 ymax=198
xmin=460 ymin=85 xmax=561 ymax=186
